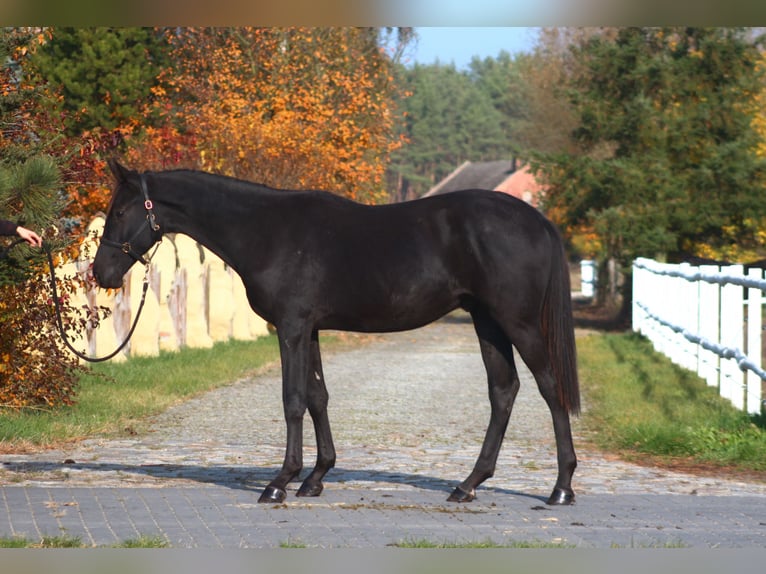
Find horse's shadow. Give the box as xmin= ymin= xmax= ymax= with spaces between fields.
xmin=2 ymin=459 xmax=548 ymax=504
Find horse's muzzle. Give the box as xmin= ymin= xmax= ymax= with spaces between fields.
xmin=92 ymin=261 xmax=125 ymax=290
xmin=93 ymin=271 xmax=122 ymax=290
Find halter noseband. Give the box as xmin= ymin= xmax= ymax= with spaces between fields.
xmin=100 ymin=174 xmax=162 ymax=265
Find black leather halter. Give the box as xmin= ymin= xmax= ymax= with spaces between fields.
xmin=100 ymin=174 xmax=162 ymax=265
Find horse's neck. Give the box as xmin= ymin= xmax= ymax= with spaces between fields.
xmin=158 ymin=174 xmax=265 ymax=270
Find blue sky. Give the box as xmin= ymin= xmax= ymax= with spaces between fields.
xmin=410 ymin=27 xmax=539 ymax=69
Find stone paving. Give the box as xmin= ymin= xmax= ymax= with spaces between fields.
xmin=1 ymin=316 xmax=766 ymax=548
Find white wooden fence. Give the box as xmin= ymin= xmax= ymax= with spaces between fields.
xmin=632 ymin=257 xmax=766 ymax=414
xmin=57 ymin=215 xmax=269 ymax=363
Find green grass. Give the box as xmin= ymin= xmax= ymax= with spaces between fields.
xmin=0 ymin=335 xmax=281 ymax=448
xmin=577 ymin=332 xmax=766 ymax=473
xmin=0 ymin=535 xmax=84 ymax=548
xmin=392 ymin=538 xmax=574 ymax=548
xmin=0 ymin=536 xmax=29 ymax=548
xmin=279 ymin=538 xmax=309 ymax=548
xmin=115 ymin=535 xmax=169 ymax=548
xmin=0 ymin=534 xmax=169 ymax=548
xmin=393 ymin=538 xmax=687 ymax=549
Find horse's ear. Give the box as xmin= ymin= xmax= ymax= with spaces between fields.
xmin=107 ymin=159 xmax=130 ymax=183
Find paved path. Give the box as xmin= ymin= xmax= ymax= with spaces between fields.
xmin=2 ymin=316 xmax=766 ymax=548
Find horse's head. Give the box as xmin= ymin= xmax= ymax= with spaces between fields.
xmin=92 ymin=160 xmax=162 ymax=289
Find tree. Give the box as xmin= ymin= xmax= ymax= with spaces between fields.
xmin=16 ymin=28 xmax=172 ymax=228
xmin=750 ymin=49 xmax=766 ymax=207
xmin=510 ymin=28 xmax=611 ymax=158
xmin=468 ymin=51 xmax=527 ymax=153
xmin=388 ymin=60 xmax=513 ymax=200
xmin=135 ymin=27 xmax=407 ymax=204
xmin=532 ymin=27 xmax=766 ymax=308
xmin=0 ymin=29 xmax=99 ymax=408
xmin=29 ymin=27 xmax=169 ymax=136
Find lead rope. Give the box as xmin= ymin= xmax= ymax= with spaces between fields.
xmin=44 ymin=241 xmax=153 ymax=363
xmin=0 ymin=237 xmax=25 ymax=259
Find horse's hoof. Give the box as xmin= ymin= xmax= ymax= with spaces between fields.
xmin=447 ymin=486 xmax=476 ymax=503
xmin=258 ymin=486 xmax=287 ymax=503
xmin=296 ymin=481 xmax=324 ymax=497
xmin=547 ymin=487 xmax=575 ymax=505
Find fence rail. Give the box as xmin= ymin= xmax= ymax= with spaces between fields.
xmin=632 ymin=257 xmax=765 ymax=414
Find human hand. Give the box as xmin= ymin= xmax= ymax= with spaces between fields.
xmin=16 ymin=226 xmax=43 ymax=247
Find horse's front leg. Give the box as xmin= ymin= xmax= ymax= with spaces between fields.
xmin=296 ymin=331 xmax=336 ymax=497
xmin=259 ymin=326 xmax=312 ymax=503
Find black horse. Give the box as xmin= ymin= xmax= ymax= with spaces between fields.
xmin=93 ymin=160 xmax=579 ymax=505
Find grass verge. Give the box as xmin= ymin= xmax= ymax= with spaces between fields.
xmin=577 ymin=331 xmax=766 ymax=474
xmin=0 ymin=335 xmax=280 ymax=450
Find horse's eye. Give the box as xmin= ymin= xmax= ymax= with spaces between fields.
xmin=116 ymin=208 xmax=126 ymax=218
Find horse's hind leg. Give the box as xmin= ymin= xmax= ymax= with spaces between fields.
xmin=297 ymin=331 xmax=336 ymax=497
xmin=449 ymin=308 xmax=520 ymax=502
xmin=513 ymin=326 xmax=577 ymax=505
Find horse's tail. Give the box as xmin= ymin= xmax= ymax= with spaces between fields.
xmin=541 ymin=223 xmax=580 ymax=415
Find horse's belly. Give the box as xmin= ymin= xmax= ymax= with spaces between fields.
xmin=318 ymin=285 xmax=460 ymax=333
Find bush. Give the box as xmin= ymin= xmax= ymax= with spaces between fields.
xmin=0 ymin=266 xmax=107 ymax=409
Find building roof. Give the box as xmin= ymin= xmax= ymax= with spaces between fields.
xmin=423 ymin=160 xmax=514 ymax=197
xmin=423 ymin=160 xmax=544 ymax=206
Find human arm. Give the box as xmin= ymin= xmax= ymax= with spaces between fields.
xmin=0 ymin=220 xmax=42 ymax=247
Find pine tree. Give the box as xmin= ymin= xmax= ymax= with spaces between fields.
xmin=389 ymin=61 xmax=510 ymax=200
xmin=28 ymin=27 xmax=169 ymax=136
xmin=0 ymin=31 xmax=64 ymax=285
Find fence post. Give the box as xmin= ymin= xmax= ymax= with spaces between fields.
xmin=581 ymin=259 xmax=596 ymax=298
xmin=719 ymin=265 xmax=745 ymax=409
xmin=632 ymin=260 xmax=643 ymax=334
xmin=127 ymin=263 xmax=160 ymax=357
xmin=112 ymin=269 xmax=133 ymax=359
xmin=206 ymin=247 xmax=234 ymax=342
xmin=679 ymin=263 xmax=699 ymax=372
xmin=657 ymin=262 xmax=673 ymax=358
xmin=168 ymin=267 xmax=187 ymax=348
xmin=697 ymin=265 xmax=720 ymax=388
xmin=175 ymin=234 xmax=214 ymax=349
xmin=747 ymin=267 xmax=763 ymax=414
xmin=664 ymin=262 xmax=680 ymax=364
xmin=150 ymin=237 xmax=180 ymax=353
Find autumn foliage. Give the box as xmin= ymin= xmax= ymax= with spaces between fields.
xmin=0 ymin=274 xmax=93 ymax=408
xmin=0 ymin=30 xmax=110 ymax=408
xmin=130 ymin=27 xmax=404 ymax=204
xmin=56 ymin=27 xmax=406 ymax=228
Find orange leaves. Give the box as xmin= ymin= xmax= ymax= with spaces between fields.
xmin=0 ymin=276 xmax=88 ymax=409
xmin=59 ymin=128 xmax=129 ymax=224
xmin=143 ymin=27 xmax=404 ymax=203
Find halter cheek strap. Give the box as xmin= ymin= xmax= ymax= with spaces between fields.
xmin=100 ymin=173 xmax=162 ymax=265
xmin=140 ymin=174 xmax=160 ymax=233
